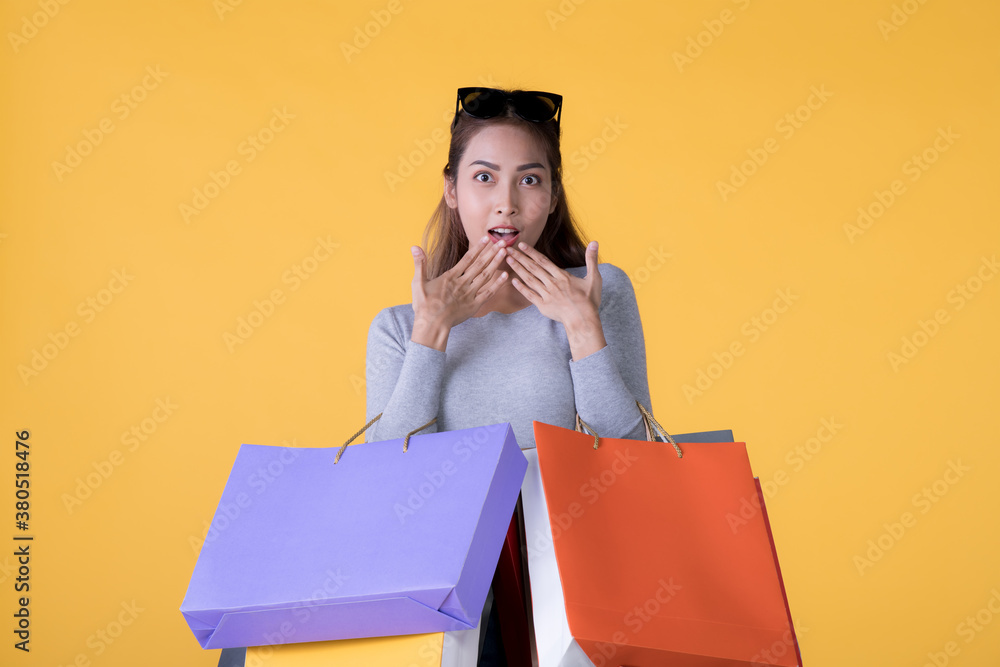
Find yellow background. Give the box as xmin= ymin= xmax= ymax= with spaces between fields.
xmin=2 ymin=0 xmax=998 ymax=665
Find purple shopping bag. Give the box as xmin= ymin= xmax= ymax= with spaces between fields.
xmin=180 ymin=422 xmax=527 ymax=650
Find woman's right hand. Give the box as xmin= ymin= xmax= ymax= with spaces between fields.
xmin=410 ymin=235 xmax=509 ymax=351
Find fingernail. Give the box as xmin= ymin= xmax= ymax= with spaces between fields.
xmin=589 ymin=240 xmax=597 ymax=250
xmin=411 ymin=246 xmax=420 ymax=256
xmin=518 ymin=242 xmax=527 ymax=249
xmin=481 ymin=235 xmax=490 ymax=243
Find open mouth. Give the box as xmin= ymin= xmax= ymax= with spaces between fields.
xmin=488 ymin=227 xmax=520 ymax=245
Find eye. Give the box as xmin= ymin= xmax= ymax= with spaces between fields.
xmin=521 ymin=174 xmax=541 ymax=186
xmin=474 ymin=172 xmax=493 ymax=183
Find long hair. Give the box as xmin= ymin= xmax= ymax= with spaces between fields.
xmin=422 ymin=89 xmax=589 ymax=279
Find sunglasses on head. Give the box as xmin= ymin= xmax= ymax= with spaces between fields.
xmin=452 ymin=87 xmax=563 ymax=131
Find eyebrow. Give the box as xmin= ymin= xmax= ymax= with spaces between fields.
xmin=469 ymin=160 xmax=548 ymax=171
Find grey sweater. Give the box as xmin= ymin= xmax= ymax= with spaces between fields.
xmin=364 ymin=263 xmax=651 ymax=449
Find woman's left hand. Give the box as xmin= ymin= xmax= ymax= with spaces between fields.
xmin=505 ymin=240 xmax=606 ymax=359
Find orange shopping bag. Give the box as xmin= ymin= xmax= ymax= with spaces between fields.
xmin=533 ymin=406 xmax=801 ymax=666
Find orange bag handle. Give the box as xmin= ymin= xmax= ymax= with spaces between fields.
xmin=574 ymin=401 xmax=683 ymax=458
xmin=333 ymin=413 xmax=437 ymax=464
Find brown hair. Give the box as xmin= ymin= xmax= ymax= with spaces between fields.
xmin=422 ymin=89 xmax=589 ymax=279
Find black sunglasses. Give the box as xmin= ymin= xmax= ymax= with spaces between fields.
xmin=452 ymin=87 xmax=562 ymax=131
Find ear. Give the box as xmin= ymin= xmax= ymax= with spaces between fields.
xmin=443 ymin=175 xmax=458 ymax=209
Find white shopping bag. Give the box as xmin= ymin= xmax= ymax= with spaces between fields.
xmin=521 ymin=448 xmax=595 ymax=667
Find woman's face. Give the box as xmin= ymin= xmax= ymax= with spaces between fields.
xmin=444 ymin=123 xmax=558 ymax=251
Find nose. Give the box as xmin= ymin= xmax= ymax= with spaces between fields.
xmin=495 ymin=182 xmax=518 ymax=216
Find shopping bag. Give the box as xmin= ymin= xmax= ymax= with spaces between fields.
xmin=531 ymin=408 xmax=801 ymax=666
xmin=181 ymin=420 xmax=528 ymax=649
xmin=219 ymin=627 xmax=481 ymax=667
xmin=493 ymin=505 xmax=533 ymax=666
xmin=523 ymin=420 xmax=740 ymax=667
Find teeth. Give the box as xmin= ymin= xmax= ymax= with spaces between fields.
xmin=490 ymin=229 xmax=517 ymax=235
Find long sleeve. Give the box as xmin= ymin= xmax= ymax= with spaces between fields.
xmin=363 ymin=262 xmax=651 ymax=450
xmin=364 ymin=306 xmax=445 ymax=442
xmin=569 ymin=263 xmax=651 ymax=441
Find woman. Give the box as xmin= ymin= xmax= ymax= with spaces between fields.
xmin=365 ymin=87 xmax=652 ymax=664
xmin=366 ymin=87 xmax=650 ymax=446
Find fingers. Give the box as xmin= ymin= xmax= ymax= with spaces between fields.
xmin=585 ymin=240 xmax=599 ymax=280
xmin=586 ymin=240 xmax=602 ymax=309
xmin=411 ymin=246 xmax=425 ymax=285
xmin=506 ymin=246 xmax=554 ymax=292
xmin=451 ymin=235 xmax=493 ymax=276
xmin=443 ymin=238 xmax=507 ymax=306
xmin=454 ymin=240 xmax=506 ymax=306
xmin=463 ymin=242 xmax=506 ymax=298
xmin=462 ymin=237 xmax=506 ymax=280
xmin=475 ymin=268 xmax=509 ymax=302
xmin=508 ymin=243 xmax=559 ymax=283
xmin=483 ymin=240 xmax=509 ymax=274
xmin=506 ymin=257 xmax=546 ymax=295
xmin=509 ymin=272 xmax=541 ymax=305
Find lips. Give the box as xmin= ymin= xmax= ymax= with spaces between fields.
xmin=488 ymin=227 xmax=520 ymax=245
